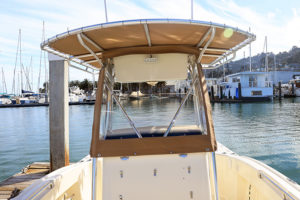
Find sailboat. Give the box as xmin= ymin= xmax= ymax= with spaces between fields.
xmin=15 ymin=19 xmax=300 ymax=200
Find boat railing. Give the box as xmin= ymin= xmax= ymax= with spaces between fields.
xmin=258 ymin=171 xmax=296 ymax=200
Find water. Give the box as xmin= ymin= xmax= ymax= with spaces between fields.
xmin=0 ymin=98 xmax=300 ymax=184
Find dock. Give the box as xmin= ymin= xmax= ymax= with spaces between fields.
xmin=0 ymin=101 xmax=95 ymax=108
xmin=0 ymin=162 xmax=49 ymax=199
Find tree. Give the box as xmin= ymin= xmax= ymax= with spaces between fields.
xmin=79 ymin=79 xmax=93 ymax=91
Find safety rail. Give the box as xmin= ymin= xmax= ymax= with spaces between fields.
xmin=258 ymin=171 xmax=296 ymax=200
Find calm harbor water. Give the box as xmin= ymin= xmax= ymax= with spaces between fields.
xmin=0 ymin=98 xmax=300 ymax=184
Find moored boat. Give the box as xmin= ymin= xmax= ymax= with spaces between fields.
xmin=15 ymin=19 xmax=300 ymax=200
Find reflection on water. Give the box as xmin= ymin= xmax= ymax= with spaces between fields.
xmin=0 ymin=98 xmax=299 ymax=184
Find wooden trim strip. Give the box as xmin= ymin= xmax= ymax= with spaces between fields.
xmin=96 ymin=135 xmax=214 ymax=157
xmin=196 ymin=63 xmax=217 ymax=151
xmin=90 ymin=64 xmax=106 ymax=157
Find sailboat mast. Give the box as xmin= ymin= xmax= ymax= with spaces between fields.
xmin=42 ymin=21 xmax=48 ymax=96
xmin=12 ymin=30 xmax=21 ymax=95
xmin=37 ymin=21 xmax=44 ymax=93
xmin=104 ymin=0 xmax=108 ymax=22
xmin=264 ymin=36 xmax=268 ymax=72
xmin=20 ymin=29 xmax=23 ymax=94
xmin=249 ymin=27 xmax=252 ymax=72
xmin=1 ymin=67 xmax=7 ymax=94
xmin=243 ymin=51 xmax=245 ymax=72
xmin=30 ymin=56 xmax=33 ymax=91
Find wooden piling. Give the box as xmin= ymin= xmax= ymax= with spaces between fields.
xmin=49 ymin=54 xmax=69 ymax=171
xmin=291 ymin=82 xmax=295 ymax=95
xmin=220 ymin=86 xmax=223 ymax=99
xmin=278 ymin=82 xmax=282 ymax=100
xmin=210 ymin=86 xmax=214 ymax=100
xmin=238 ymin=82 xmax=242 ymax=100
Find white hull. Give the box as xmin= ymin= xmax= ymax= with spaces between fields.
xmin=0 ymin=98 xmax=11 ymax=104
xmin=15 ymin=143 xmax=300 ymax=200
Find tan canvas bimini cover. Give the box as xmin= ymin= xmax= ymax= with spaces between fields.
xmin=41 ymin=19 xmax=255 ymax=69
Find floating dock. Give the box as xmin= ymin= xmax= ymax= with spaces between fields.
xmin=0 ymin=162 xmax=49 ymax=199
xmin=0 ymin=101 xmax=95 ymax=108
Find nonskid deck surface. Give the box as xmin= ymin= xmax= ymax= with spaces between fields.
xmin=0 ymin=162 xmax=49 ymax=200
xmin=106 ymin=125 xmax=203 ymax=139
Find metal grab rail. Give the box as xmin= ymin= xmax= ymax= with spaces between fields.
xmin=259 ymin=172 xmax=296 ymax=200
xmin=25 ymin=181 xmax=54 ymax=200
xmin=92 ymin=158 xmax=97 ymax=200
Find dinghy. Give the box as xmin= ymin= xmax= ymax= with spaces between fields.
xmin=15 ymin=19 xmax=300 ymax=200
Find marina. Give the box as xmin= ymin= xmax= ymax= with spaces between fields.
xmin=0 ymin=17 xmax=298 ymax=199
xmin=0 ymin=98 xmax=300 ymax=199
xmin=1 ymin=0 xmax=300 ymax=199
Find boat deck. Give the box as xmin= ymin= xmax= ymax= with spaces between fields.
xmin=0 ymin=162 xmax=49 ymax=200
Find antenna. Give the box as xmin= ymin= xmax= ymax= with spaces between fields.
xmin=191 ymin=0 xmax=194 ymax=20
xmin=104 ymin=0 xmax=108 ymax=22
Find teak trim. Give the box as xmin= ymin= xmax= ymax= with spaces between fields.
xmin=90 ymin=63 xmax=106 ymax=157
xmin=197 ymin=63 xmax=217 ymax=151
xmin=96 ymin=135 xmax=214 ymax=157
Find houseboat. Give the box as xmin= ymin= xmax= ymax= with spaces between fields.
xmin=220 ymin=71 xmax=273 ymax=101
xmin=15 ymin=19 xmax=300 ymax=200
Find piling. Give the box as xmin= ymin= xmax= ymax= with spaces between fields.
xmin=291 ymin=83 xmax=295 ymax=95
xmin=220 ymin=86 xmax=223 ymax=99
xmin=238 ymin=82 xmax=242 ymax=100
xmin=278 ymin=82 xmax=282 ymax=100
xmin=211 ymin=86 xmax=214 ymax=100
xmin=48 ymin=53 xmax=69 ymax=171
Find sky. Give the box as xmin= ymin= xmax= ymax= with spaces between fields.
xmin=1 ymin=0 xmax=300 ymax=93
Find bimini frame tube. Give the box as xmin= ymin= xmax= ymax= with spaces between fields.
xmin=104 ymin=80 xmax=142 ymax=138
xmin=163 ymin=77 xmax=197 ymax=137
xmin=77 ymin=33 xmax=106 ymax=200
xmin=198 ymin=27 xmax=216 ymax=63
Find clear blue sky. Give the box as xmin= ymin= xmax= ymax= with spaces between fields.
xmin=1 ymin=0 xmax=300 ymax=92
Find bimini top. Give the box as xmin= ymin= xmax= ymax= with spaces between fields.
xmin=41 ymin=18 xmax=255 ymax=69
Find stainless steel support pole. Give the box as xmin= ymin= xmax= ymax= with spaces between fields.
xmin=212 ymin=152 xmax=219 ymax=200
xmin=92 ymin=157 xmax=97 ymax=200
xmin=163 ymin=77 xmax=197 ymax=137
xmin=191 ymin=0 xmax=193 ymax=20
xmin=105 ymin=82 xmax=142 ymax=138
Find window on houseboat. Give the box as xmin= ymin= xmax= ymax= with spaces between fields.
xmin=265 ymin=77 xmax=270 ymax=87
xmin=232 ymin=77 xmax=240 ymax=82
xmin=249 ymin=76 xmax=257 ymax=87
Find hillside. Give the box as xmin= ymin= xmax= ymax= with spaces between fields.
xmin=205 ymin=46 xmax=300 ymax=78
